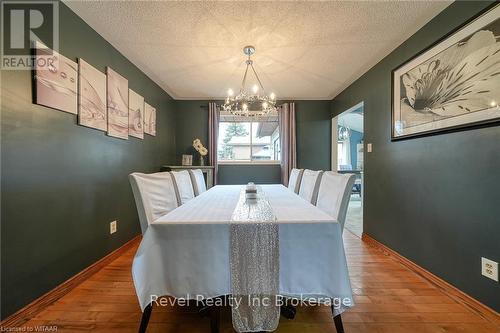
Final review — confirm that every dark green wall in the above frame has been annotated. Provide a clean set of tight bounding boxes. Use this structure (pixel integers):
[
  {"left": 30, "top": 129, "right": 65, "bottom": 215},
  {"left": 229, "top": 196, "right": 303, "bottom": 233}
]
[
  {"left": 8, "top": 0, "right": 494, "bottom": 320},
  {"left": 174, "top": 100, "right": 210, "bottom": 165},
  {"left": 331, "top": 1, "right": 499, "bottom": 311},
  {"left": 0, "top": 3, "right": 176, "bottom": 318},
  {"left": 174, "top": 100, "right": 332, "bottom": 184},
  {"left": 294, "top": 100, "right": 331, "bottom": 170},
  {"left": 218, "top": 164, "right": 282, "bottom": 185}
]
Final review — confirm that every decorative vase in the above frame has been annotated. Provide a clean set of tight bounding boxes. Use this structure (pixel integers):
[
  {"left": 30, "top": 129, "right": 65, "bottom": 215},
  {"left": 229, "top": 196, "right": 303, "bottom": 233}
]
[{"left": 199, "top": 155, "right": 205, "bottom": 166}]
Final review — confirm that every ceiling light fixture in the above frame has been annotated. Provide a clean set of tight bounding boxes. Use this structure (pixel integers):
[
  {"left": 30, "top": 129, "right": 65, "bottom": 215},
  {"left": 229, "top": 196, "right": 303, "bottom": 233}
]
[
  {"left": 222, "top": 46, "right": 276, "bottom": 117},
  {"left": 338, "top": 121, "right": 351, "bottom": 141}
]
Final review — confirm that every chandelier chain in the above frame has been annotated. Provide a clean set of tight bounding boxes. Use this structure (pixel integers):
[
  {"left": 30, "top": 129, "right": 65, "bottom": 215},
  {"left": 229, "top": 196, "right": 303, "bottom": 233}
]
[
  {"left": 250, "top": 63, "right": 266, "bottom": 92},
  {"left": 240, "top": 61, "right": 250, "bottom": 93}
]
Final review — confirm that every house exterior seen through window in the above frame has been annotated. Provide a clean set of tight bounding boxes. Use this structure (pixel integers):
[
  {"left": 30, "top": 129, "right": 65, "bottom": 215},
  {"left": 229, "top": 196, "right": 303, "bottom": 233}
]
[{"left": 218, "top": 112, "right": 280, "bottom": 163}]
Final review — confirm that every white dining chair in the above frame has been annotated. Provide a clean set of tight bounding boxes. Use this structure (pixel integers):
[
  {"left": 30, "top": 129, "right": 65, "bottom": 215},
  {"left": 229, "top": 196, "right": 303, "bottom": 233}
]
[
  {"left": 298, "top": 169, "right": 323, "bottom": 204},
  {"left": 129, "top": 172, "right": 179, "bottom": 234},
  {"left": 288, "top": 168, "right": 304, "bottom": 194},
  {"left": 316, "top": 171, "right": 356, "bottom": 233},
  {"left": 189, "top": 169, "right": 207, "bottom": 196},
  {"left": 170, "top": 170, "right": 195, "bottom": 205}
]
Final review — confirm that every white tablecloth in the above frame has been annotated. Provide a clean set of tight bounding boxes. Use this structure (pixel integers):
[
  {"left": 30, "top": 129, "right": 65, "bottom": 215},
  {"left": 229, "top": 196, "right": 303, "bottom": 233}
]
[{"left": 132, "top": 185, "right": 353, "bottom": 312}]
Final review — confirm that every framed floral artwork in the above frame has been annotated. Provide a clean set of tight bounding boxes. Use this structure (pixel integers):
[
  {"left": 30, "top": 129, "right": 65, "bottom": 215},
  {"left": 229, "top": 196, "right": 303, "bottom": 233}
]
[{"left": 392, "top": 4, "right": 500, "bottom": 140}]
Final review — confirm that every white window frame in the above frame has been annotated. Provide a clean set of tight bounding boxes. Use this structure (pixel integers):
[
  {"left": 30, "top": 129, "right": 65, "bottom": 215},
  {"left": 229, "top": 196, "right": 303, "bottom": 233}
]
[{"left": 218, "top": 120, "right": 281, "bottom": 165}]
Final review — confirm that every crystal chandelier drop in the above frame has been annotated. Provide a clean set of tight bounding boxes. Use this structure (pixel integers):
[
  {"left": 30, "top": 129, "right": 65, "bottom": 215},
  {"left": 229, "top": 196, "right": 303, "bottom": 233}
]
[
  {"left": 338, "top": 119, "right": 351, "bottom": 141},
  {"left": 222, "top": 46, "right": 277, "bottom": 117},
  {"left": 338, "top": 126, "right": 351, "bottom": 141}
]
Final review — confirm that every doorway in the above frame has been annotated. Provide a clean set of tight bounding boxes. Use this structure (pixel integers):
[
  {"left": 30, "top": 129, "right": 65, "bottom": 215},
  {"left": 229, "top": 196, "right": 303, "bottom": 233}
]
[{"left": 331, "top": 102, "right": 364, "bottom": 237}]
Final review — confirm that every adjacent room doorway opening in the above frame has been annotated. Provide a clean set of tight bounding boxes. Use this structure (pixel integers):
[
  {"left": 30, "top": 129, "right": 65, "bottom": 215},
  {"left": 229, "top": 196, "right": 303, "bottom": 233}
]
[{"left": 331, "top": 102, "right": 364, "bottom": 237}]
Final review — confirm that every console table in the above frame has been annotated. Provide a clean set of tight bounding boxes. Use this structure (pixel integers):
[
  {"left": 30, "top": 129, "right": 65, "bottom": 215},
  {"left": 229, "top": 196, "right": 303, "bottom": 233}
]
[{"left": 161, "top": 165, "right": 215, "bottom": 189}]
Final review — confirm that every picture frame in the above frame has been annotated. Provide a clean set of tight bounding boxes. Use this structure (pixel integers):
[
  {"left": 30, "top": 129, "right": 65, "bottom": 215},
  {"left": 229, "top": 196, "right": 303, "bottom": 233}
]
[
  {"left": 391, "top": 4, "right": 500, "bottom": 140},
  {"left": 182, "top": 154, "right": 193, "bottom": 166}
]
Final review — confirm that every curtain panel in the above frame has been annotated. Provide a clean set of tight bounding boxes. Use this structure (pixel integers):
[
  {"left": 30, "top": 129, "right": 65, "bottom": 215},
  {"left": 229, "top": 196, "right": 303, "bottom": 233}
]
[
  {"left": 279, "top": 102, "right": 297, "bottom": 186},
  {"left": 208, "top": 102, "right": 219, "bottom": 185}
]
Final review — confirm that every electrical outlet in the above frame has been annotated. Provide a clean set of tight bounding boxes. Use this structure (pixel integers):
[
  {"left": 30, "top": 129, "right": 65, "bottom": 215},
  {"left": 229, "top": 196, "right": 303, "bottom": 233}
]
[
  {"left": 481, "top": 257, "right": 498, "bottom": 282},
  {"left": 367, "top": 143, "right": 372, "bottom": 153},
  {"left": 110, "top": 220, "right": 117, "bottom": 234}
]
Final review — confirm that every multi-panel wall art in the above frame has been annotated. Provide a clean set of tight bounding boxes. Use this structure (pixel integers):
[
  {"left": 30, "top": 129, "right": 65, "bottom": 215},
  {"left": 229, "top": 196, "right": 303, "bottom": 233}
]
[
  {"left": 106, "top": 67, "right": 129, "bottom": 139},
  {"left": 33, "top": 43, "right": 158, "bottom": 139},
  {"left": 78, "top": 58, "right": 107, "bottom": 131},
  {"left": 144, "top": 103, "right": 157, "bottom": 136},
  {"left": 392, "top": 4, "right": 500, "bottom": 140},
  {"left": 129, "top": 89, "right": 145, "bottom": 139},
  {"left": 34, "top": 42, "right": 78, "bottom": 114}
]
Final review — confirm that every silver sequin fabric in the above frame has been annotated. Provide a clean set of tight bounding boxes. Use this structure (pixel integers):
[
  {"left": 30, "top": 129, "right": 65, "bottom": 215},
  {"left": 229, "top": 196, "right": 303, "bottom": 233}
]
[{"left": 230, "top": 187, "right": 280, "bottom": 332}]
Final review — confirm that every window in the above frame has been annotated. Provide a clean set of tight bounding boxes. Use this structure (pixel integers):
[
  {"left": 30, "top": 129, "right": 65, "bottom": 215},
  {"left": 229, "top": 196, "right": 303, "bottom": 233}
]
[{"left": 218, "top": 113, "right": 280, "bottom": 163}]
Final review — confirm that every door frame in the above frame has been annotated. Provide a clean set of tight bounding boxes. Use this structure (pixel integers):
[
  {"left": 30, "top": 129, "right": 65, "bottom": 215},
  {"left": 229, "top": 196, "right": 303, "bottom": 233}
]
[{"left": 331, "top": 101, "right": 364, "bottom": 171}]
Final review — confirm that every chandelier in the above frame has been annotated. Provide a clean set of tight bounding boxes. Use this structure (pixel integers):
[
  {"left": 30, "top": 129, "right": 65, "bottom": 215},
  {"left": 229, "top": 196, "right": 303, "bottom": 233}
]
[
  {"left": 222, "top": 46, "right": 277, "bottom": 117},
  {"left": 338, "top": 124, "right": 351, "bottom": 141}
]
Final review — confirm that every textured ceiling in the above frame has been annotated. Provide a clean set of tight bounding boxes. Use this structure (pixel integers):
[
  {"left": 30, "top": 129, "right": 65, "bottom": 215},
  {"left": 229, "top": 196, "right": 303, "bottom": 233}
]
[{"left": 64, "top": 0, "right": 451, "bottom": 100}]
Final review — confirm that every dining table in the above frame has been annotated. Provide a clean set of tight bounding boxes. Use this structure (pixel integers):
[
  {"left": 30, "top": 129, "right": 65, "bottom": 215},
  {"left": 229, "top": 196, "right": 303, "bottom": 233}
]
[{"left": 132, "top": 184, "right": 354, "bottom": 332}]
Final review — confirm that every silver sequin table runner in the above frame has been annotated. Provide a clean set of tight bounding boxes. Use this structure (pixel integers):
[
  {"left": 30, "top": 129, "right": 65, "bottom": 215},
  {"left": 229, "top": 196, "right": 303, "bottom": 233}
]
[{"left": 230, "top": 187, "right": 279, "bottom": 332}]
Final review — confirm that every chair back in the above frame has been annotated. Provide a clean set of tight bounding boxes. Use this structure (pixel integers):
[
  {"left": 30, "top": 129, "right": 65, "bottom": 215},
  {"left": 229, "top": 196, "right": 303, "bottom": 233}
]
[
  {"left": 298, "top": 169, "right": 323, "bottom": 204},
  {"left": 170, "top": 170, "right": 195, "bottom": 205},
  {"left": 129, "top": 172, "right": 178, "bottom": 234},
  {"left": 316, "top": 171, "right": 356, "bottom": 233},
  {"left": 288, "top": 168, "right": 304, "bottom": 193},
  {"left": 189, "top": 169, "right": 207, "bottom": 196}
]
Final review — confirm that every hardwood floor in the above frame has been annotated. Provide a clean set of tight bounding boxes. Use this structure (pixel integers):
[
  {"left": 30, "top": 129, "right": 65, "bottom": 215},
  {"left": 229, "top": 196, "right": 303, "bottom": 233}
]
[{"left": 14, "top": 231, "right": 499, "bottom": 333}]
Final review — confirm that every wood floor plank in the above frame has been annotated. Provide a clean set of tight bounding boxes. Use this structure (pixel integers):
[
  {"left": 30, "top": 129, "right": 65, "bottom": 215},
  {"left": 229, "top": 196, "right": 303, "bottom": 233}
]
[{"left": 5, "top": 232, "right": 499, "bottom": 332}]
